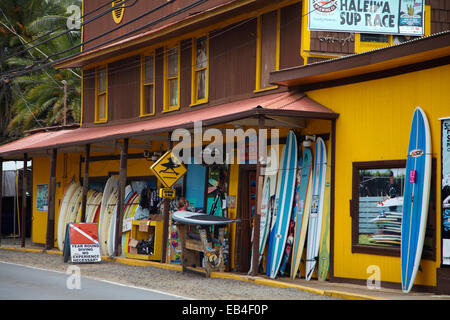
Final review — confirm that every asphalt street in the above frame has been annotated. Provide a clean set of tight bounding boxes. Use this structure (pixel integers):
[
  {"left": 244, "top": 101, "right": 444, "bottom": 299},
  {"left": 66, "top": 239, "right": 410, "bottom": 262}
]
[{"left": 0, "top": 261, "right": 187, "bottom": 300}]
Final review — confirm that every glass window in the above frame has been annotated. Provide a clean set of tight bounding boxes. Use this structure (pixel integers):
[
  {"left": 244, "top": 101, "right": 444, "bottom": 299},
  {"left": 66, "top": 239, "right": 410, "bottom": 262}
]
[
  {"left": 192, "top": 36, "right": 208, "bottom": 105},
  {"left": 141, "top": 53, "right": 154, "bottom": 116},
  {"left": 360, "top": 33, "right": 389, "bottom": 43},
  {"left": 96, "top": 66, "right": 107, "bottom": 122},
  {"left": 164, "top": 45, "right": 180, "bottom": 111},
  {"left": 351, "top": 160, "right": 436, "bottom": 259}
]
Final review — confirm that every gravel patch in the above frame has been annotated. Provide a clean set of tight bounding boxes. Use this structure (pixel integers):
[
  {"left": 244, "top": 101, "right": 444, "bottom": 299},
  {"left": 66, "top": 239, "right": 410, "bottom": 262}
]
[{"left": 0, "top": 249, "right": 339, "bottom": 300}]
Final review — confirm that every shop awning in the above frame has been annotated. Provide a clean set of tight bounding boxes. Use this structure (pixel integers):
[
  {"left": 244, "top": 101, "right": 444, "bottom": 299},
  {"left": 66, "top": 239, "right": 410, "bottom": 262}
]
[{"left": 0, "top": 91, "right": 338, "bottom": 159}]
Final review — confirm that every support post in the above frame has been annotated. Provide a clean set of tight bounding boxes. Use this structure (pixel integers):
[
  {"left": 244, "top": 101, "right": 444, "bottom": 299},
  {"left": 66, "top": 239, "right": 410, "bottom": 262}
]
[
  {"left": 114, "top": 138, "right": 128, "bottom": 256},
  {"left": 46, "top": 149, "right": 57, "bottom": 249},
  {"left": 250, "top": 116, "right": 265, "bottom": 276},
  {"left": 21, "top": 153, "right": 28, "bottom": 248},
  {"left": 0, "top": 157, "right": 3, "bottom": 246},
  {"left": 80, "top": 144, "right": 90, "bottom": 223},
  {"left": 161, "top": 133, "right": 172, "bottom": 263}
]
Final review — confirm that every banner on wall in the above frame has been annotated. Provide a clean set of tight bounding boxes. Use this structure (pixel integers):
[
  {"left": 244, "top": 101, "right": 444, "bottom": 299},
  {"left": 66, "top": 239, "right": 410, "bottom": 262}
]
[
  {"left": 308, "top": 0, "right": 425, "bottom": 36},
  {"left": 441, "top": 118, "right": 450, "bottom": 266}
]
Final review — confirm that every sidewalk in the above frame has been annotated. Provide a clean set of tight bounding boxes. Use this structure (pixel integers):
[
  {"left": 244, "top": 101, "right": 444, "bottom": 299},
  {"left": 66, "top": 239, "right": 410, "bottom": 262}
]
[{"left": 1, "top": 238, "right": 448, "bottom": 300}]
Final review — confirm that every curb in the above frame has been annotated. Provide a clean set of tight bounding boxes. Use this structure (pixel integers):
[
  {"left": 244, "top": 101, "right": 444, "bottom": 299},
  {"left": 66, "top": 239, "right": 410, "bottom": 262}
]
[{"left": 0, "top": 246, "right": 383, "bottom": 300}]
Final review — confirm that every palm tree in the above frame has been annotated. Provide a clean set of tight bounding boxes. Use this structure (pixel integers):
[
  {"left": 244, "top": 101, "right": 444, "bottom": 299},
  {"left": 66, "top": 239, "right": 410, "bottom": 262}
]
[{"left": 0, "top": 0, "right": 82, "bottom": 139}]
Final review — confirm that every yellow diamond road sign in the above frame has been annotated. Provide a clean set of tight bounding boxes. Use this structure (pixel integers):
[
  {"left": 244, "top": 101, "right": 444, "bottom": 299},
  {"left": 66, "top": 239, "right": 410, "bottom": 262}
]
[{"left": 150, "top": 150, "right": 187, "bottom": 188}]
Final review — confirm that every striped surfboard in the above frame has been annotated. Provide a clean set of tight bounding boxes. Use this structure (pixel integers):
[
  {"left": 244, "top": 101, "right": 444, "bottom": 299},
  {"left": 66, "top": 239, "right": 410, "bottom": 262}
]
[{"left": 266, "top": 130, "right": 298, "bottom": 279}]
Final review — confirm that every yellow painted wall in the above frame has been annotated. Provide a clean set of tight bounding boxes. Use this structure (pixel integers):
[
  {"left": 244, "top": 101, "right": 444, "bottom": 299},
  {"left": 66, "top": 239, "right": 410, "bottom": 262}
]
[
  {"left": 306, "top": 64, "right": 450, "bottom": 287},
  {"left": 32, "top": 153, "right": 82, "bottom": 245}
]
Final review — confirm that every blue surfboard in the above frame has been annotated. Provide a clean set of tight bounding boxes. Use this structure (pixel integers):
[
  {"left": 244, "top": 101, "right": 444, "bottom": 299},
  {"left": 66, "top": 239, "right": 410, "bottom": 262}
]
[
  {"left": 266, "top": 130, "right": 298, "bottom": 279},
  {"left": 305, "top": 137, "right": 327, "bottom": 281},
  {"left": 401, "top": 106, "right": 431, "bottom": 293}
]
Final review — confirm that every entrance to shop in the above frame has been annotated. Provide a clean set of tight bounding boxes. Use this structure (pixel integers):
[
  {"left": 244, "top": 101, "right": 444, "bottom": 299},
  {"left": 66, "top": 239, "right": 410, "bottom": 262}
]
[{"left": 235, "top": 165, "right": 256, "bottom": 273}]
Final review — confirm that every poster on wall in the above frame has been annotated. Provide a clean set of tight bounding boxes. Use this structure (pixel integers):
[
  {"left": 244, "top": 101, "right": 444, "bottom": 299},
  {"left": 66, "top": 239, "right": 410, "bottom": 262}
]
[
  {"left": 308, "top": 0, "right": 425, "bottom": 36},
  {"left": 441, "top": 118, "right": 450, "bottom": 265},
  {"left": 36, "top": 184, "right": 48, "bottom": 211}
]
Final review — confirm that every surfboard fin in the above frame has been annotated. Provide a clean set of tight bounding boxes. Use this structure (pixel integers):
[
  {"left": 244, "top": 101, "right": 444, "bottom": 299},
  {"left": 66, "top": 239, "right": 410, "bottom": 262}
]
[{"left": 418, "top": 265, "right": 423, "bottom": 272}]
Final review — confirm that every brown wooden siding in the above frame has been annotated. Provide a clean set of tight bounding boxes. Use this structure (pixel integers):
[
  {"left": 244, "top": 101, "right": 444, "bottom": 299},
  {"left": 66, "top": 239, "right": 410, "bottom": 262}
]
[
  {"left": 430, "top": 0, "right": 450, "bottom": 34},
  {"left": 209, "top": 19, "right": 257, "bottom": 104},
  {"left": 107, "top": 55, "right": 140, "bottom": 122},
  {"left": 82, "top": 68, "right": 95, "bottom": 124},
  {"left": 82, "top": 0, "right": 231, "bottom": 52},
  {"left": 155, "top": 47, "right": 164, "bottom": 115},
  {"left": 180, "top": 39, "right": 192, "bottom": 111},
  {"left": 279, "top": 2, "right": 303, "bottom": 69}
]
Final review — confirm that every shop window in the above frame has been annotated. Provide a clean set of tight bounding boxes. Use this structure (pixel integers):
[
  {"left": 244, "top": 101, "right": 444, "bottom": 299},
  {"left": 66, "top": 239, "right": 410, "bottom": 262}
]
[
  {"left": 351, "top": 159, "right": 436, "bottom": 259},
  {"left": 164, "top": 44, "right": 180, "bottom": 112},
  {"left": 95, "top": 66, "right": 108, "bottom": 123},
  {"left": 140, "top": 53, "right": 155, "bottom": 116},
  {"left": 191, "top": 35, "right": 209, "bottom": 106},
  {"left": 112, "top": 1, "right": 125, "bottom": 24},
  {"left": 255, "top": 10, "right": 280, "bottom": 92}
]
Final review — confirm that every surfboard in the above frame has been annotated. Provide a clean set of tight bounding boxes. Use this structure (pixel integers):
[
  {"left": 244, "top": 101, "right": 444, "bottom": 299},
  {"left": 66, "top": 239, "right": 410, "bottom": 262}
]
[
  {"left": 99, "top": 176, "right": 118, "bottom": 255},
  {"left": 279, "top": 154, "right": 302, "bottom": 276},
  {"left": 305, "top": 137, "right": 327, "bottom": 281},
  {"left": 106, "top": 189, "right": 119, "bottom": 256},
  {"left": 106, "top": 185, "right": 134, "bottom": 257},
  {"left": 290, "top": 146, "right": 313, "bottom": 279},
  {"left": 124, "top": 194, "right": 140, "bottom": 255},
  {"left": 318, "top": 137, "right": 332, "bottom": 281},
  {"left": 57, "top": 181, "right": 79, "bottom": 251},
  {"left": 172, "top": 210, "right": 236, "bottom": 225},
  {"left": 266, "top": 130, "right": 298, "bottom": 279},
  {"left": 101, "top": 188, "right": 118, "bottom": 256},
  {"left": 122, "top": 191, "right": 138, "bottom": 256},
  {"left": 401, "top": 106, "right": 432, "bottom": 293}
]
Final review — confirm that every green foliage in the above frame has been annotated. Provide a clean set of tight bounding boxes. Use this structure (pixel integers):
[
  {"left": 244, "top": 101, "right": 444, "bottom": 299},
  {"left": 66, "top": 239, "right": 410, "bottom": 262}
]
[{"left": 0, "top": 0, "right": 82, "bottom": 140}]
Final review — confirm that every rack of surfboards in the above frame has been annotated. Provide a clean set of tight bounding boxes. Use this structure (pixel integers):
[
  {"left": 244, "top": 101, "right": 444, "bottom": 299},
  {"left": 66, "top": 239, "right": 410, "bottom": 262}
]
[
  {"left": 253, "top": 130, "right": 330, "bottom": 280},
  {"left": 56, "top": 176, "right": 143, "bottom": 257}
]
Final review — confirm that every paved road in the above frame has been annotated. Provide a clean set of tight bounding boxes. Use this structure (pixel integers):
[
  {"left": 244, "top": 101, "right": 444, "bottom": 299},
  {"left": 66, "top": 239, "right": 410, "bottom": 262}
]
[{"left": 0, "top": 261, "right": 187, "bottom": 300}]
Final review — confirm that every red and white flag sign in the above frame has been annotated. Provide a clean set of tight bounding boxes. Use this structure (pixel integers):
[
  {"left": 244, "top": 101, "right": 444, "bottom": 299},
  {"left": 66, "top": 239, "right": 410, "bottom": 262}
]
[{"left": 69, "top": 223, "right": 101, "bottom": 263}]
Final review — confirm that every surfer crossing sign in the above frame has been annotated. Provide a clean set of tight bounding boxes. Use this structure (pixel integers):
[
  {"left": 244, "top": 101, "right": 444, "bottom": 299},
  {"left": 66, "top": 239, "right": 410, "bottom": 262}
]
[
  {"left": 67, "top": 223, "right": 101, "bottom": 263},
  {"left": 150, "top": 150, "right": 187, "bottom": 188}
]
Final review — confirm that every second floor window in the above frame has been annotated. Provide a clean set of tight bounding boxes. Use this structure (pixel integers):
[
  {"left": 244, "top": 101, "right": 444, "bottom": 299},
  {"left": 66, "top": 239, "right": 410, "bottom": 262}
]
[
  {"left": 95, "top": 66, "right": 107, "bottom": 123},
  {"left": 141, "top": 53, "right": 155, "bottom": 116},
  {"left": 164, "top": 44, "right": 180, "bottom": 112},
  {"left": 191, "top": 35, "right": 208, "bottom": 105}
]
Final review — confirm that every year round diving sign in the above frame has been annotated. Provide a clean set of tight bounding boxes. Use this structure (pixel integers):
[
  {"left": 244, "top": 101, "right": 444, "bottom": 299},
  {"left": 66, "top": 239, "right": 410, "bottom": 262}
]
[
  {"left": 308, "top": 0, "right": 425, "bottom": 36},
  {"left": 69, "top": 223, "right": 101, "bottom": 263}
]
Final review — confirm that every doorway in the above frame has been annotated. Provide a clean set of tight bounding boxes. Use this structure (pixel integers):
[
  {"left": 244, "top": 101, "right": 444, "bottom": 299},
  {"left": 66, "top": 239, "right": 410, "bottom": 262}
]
[{"left": 234, "top": 165, "right": 256, "bottom": 272}]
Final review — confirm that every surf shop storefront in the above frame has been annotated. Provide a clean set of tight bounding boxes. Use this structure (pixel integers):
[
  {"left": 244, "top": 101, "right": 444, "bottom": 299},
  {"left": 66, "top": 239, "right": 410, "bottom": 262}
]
[
  {"left": 0, "top": 91, "right": 337, "bottom": 278},
  {"left": 270, "top": 31, "right": 450, "bottom": 293}
]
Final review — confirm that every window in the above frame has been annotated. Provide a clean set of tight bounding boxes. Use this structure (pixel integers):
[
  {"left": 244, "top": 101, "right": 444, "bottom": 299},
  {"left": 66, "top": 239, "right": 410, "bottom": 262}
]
[
  {"left": 255, "top": 10, "right": 280, "bottom": 92},
  {"left": 95, "top": 66, "right": 107, "bottom": 123},
  {"left": 140, "top": 53, "right": 155, "bottom": 116},
  {"left": 191, "top": 36, "right": 209, "bottom": 105},
  {"left": 164, "top": 44, "right": 180, "bottom": 112},
  {"left": 351, "top": 159, "right": 436, "bottom": 259},
  {"left": 112, "top": 1, "right": 125, "bottom": 24}
]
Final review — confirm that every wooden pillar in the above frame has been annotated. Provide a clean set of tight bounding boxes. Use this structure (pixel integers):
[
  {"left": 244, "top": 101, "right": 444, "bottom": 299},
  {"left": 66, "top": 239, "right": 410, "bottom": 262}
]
[
  {"left": 80, "top": 144, "right": 90, "bottom": 223},
  {"left": 250, "top": 116, "right": 265, "bottom": 276},
  {"left": 114, "top": 138, "right": 128, "bottom": 256},
  {"left": 0, "top": 157, "right": 3, "bottom": 246},
  {"left": 45, "top": 149, "right": 57, "bottom": 249},
  {"left": 21, "top": 153, "right": 28, "bottom": 247},
  {"left": 161, "top": 133, "right": 172, "bottom": 263}
]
